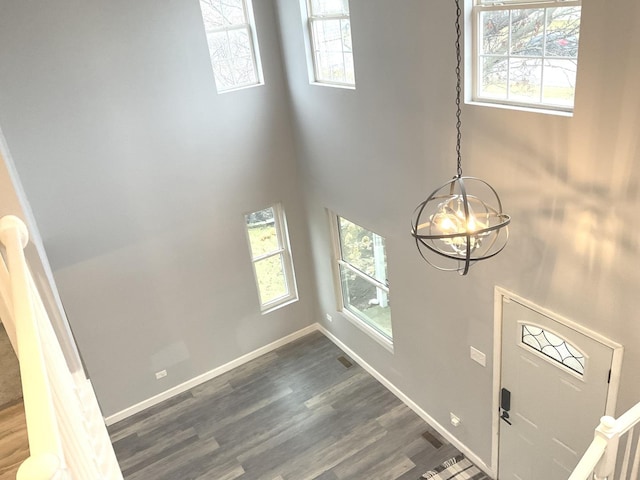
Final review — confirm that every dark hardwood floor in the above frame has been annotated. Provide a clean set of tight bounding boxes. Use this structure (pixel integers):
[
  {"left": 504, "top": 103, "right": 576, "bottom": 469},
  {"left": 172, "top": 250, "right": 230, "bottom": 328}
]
[
  {"left": 0, "top": 400, "right": 29, "bottom": 480},
  {"left": 108, "top": 331, "right": 461, "bottom": 480}
]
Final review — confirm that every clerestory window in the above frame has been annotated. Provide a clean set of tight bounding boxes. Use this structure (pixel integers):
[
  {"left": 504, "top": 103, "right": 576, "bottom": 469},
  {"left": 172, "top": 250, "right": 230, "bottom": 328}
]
[
  {"left": 305, "top": 0, "right": 355, "bottom": 87},
  {"left": 198, "top": 0, "right": 263, "bottom": 93},
  {"left": 473, "top": 0, "right": 581, "bottom": 112}
]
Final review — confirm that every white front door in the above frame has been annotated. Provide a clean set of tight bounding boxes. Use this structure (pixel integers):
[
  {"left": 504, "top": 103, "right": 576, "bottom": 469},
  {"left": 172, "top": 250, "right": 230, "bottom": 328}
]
[{"left": 498, "top": 298, "right": 615, "bottom": 480}]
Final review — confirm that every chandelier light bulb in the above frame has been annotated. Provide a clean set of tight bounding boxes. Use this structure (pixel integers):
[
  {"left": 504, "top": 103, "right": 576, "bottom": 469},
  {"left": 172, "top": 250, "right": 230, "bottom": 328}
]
[
  {"left": 412, "top": 177, "right": 510, "bottom": 275},
  {"left": 410, "top": 0, "right": 510, "bottom": 275}
]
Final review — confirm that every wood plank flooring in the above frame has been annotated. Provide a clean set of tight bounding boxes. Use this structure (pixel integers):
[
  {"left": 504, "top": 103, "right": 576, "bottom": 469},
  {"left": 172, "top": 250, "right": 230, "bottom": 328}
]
[
  {"left": 0, "top": 400, "right": 29, "bottom": 480},
  {"left": 109, "top": 332, "right": 462, "bottom": 480}
]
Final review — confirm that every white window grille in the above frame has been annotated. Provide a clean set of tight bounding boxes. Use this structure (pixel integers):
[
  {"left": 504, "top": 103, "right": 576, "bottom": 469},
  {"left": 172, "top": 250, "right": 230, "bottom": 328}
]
[
  {"left": 199, "top": 0, "right": 262, "bottom": 93},
  {"left": 306, "top": 0, "right": 355, "bottom": 87},
  {"left": 334, "top": 215, "right": 392, "bottom": 343},
  {"left": 473, "top": 0, "right": 581, "bottom": 112},
  {"left": 245, "top": 204, "right": 298, "bottom": 313}
]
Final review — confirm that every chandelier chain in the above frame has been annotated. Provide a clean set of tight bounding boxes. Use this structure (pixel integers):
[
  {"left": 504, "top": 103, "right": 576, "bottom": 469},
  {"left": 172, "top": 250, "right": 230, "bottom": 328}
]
[
  {"left": 410, "top": 0, "right": 510, "bottom": 275},
  {"left": 455, "top": 0, "right": 463, "bottom": 178}
]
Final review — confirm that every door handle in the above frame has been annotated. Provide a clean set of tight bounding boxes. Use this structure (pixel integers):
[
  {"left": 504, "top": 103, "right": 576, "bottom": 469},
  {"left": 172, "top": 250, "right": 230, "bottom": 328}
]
[
  {"left": 500, "top": 387, "right": 512, "bottom": 425},
  {"left": 500, "top": 410, "right": 512, "bottom": 425}
]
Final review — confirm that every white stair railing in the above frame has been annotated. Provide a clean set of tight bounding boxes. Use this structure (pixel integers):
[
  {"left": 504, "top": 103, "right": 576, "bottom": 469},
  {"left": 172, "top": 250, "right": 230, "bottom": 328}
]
[
  {"left": 0, "top": 215, "right": 123, "bottom": 480},
  {"left": 569, "top": 402, "right": 640, "bottom": 480}
]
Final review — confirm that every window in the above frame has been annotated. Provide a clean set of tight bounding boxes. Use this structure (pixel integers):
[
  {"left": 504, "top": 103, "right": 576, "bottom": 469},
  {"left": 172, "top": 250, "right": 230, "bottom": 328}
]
[
  {"left": 334, "top": 216, "right": 392, "bottom": 343},
  {"left": 245, "top": 204, "right": 297, "bottom": 312},
  {"left": 198, "top": 0, "right": 262, "bottom": 93},
  {"left": 473, "top": 0, "right": 581, "bottom": 111},
  {"left": 305, "top": 0, "right": 355, "bottom": 86},
  {"left": 521, "top": 324, "right": 585, "bottom": 375}
]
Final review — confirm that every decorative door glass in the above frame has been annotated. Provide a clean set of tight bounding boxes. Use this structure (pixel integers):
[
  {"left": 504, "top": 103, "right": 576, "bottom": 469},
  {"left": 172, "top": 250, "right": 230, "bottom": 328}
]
[{"left": 521, "top": 324, "right": 585, "bottom": 375}]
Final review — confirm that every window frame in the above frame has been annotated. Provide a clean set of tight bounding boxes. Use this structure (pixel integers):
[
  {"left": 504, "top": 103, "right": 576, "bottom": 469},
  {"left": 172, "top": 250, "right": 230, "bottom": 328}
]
[
  {"left": 244, "top": 203, "right": 298, "bottom": 314},
  {"left": 330, "top": 213, "right": 393, "bottom": 351},
  {"left": 304, "top": 0, "right": 356, "bottom": 88},
  {"left": 199, "top": 0, "right": 264, "bottom": 94},
  {"left": 472, "top": 0, "right": 582, "bottom": 114}
]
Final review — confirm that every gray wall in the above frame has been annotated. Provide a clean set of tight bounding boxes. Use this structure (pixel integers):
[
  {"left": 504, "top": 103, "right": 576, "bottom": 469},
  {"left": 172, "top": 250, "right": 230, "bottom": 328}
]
[
  {"left": 0, "top": 0, "right": 316, "bottom": 416},
  {"left": 1, "top": 0, "right": 639, "bottom": 469},
  {"left": 276, "top": 0, "right": 640, "bottom": 465}
]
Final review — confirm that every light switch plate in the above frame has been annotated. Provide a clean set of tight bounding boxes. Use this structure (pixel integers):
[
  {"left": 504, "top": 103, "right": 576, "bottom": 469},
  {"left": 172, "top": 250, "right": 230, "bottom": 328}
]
[{"left": 470, "top": 346, "right": 486, "bottom": 367}]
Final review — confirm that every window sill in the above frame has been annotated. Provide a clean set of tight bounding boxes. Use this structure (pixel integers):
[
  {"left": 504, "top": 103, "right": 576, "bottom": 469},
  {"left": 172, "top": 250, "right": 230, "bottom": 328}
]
[
  {"left": 309, "top": 81, "right": 355, "bottom": 91},
  {"left": 261, "top": 296, "right": 299, "bottom": 315},
  {"left": 339, "top": 309, "right": 394, "bottom": 353},
  {"left": 467, "top": 99, "right": 574, "bottom": 117},
  {"left": 218, "top": 81, "right": 264, "bottom": 95}
]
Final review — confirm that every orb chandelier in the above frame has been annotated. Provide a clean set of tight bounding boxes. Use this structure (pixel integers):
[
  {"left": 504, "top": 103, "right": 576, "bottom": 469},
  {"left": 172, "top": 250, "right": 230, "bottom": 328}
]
[{"left": 410, "top": 0, "right": 510, "bottom": 275}]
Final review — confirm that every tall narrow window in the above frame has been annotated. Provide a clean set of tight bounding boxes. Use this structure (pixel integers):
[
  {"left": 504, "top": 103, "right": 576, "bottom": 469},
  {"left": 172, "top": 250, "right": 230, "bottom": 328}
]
[
  {"left": 306, "top": 0, "right": 355, "bottom": 86},
  {"left": 245, "top": 204, "right": 298, "bottom": 313},
  {"left": 199, "top": 0, "right": 262, "bottom": 93},
  {"left": 334, "top": 216, "right": 392, "bottom": 343},
  {"left": 473, "top": 0, "right": 581, "bottom": 111}
]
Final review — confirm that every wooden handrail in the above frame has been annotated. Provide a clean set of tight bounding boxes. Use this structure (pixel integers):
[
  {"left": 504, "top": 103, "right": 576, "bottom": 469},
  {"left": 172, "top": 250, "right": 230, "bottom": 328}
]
[
  {"left": 568, "top": 436, "right": 608, "bottom": 480},
  {"left": 569, "top": 404, "right": 640, "bottom": 480},
  {"left": 615, "top": 402, "right": 640, "bottom": 437},
  {"left": 0, "top": 214, "right": 123, "bottom": 480},
  {"left": 0, "top": 215, "right": 67, "bottom": 479}
]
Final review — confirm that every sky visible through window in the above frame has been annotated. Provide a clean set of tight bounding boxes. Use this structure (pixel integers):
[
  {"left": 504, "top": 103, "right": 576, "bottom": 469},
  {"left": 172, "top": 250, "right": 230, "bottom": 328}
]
[
  {"left": 199, "top": 0, "right": 260, "bottom": 92},
  {"left": 308, "top": 0, "right": 355, "bottom": 86},
  {"left": 477, "top": 2, "right": 581, "bottom": 109}
]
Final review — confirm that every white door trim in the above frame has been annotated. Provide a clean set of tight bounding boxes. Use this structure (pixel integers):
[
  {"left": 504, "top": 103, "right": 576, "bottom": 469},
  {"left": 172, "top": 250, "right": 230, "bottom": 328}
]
[{"left": 491, "top": 286, "right": 624, "bottom": 475}]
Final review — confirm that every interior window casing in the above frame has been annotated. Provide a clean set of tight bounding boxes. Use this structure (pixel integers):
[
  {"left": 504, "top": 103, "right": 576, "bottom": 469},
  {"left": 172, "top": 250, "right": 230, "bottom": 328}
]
[
  {"left": 471, "top": 0, "right": 582, "bottom": 114},
  {"left": 244, "top": 204, "right": 298, "bottom": 313},
  {"left": 330, "top": 213, "right": 393, "bottom": 350}
]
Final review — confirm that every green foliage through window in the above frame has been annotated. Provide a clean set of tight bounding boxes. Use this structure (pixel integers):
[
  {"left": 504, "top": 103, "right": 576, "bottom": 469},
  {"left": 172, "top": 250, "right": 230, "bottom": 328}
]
[
  {"left": 336, "top": 217, "right": 392, "bottom": 341},
  {"left": 245, "top": 205, "right": 297, "bottom": 312}
]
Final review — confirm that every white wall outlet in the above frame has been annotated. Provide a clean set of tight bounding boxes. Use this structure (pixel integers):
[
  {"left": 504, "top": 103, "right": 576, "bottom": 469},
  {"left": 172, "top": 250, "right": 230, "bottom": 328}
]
[
  {"left": 155, "top": 369, "right": 167, "bottom": 379},
  {"left": 326, "top": 313, "right": 333, "bottom": 322},
  {"left": 470, "top": 346, "right": 486, "bottom": 367},
  {"left": 450, "top": 412, "right": 461, "bottom": 427}
]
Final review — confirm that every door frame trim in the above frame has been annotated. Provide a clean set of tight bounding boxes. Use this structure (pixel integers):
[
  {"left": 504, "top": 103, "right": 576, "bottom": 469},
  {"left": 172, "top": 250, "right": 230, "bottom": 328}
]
[{"left": 491, "top": 286, "right": 624, "bottom": 476}]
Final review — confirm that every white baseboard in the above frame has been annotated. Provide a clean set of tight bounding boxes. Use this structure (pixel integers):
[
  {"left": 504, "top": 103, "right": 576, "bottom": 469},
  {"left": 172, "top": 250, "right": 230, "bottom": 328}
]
[
  {"left": 105, "top": 321, "right": 493, "bottom": 478},
  {"left": 104, "top": 323, "right": 319, "bottom": 425},
  {"left": 317, "top": 324, "right": 495, "bottom": 478}
]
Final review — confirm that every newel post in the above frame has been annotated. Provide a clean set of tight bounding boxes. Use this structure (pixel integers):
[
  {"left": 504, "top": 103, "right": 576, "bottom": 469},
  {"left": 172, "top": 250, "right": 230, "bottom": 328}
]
[{"left": 594, "top": 416, "right": 620, "bottom": 480}]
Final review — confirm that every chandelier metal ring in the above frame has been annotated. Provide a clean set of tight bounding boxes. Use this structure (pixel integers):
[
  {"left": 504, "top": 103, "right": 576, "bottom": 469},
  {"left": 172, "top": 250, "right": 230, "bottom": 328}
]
[{"left": 410, "top": 0, "right": 511, "bottom": 275}]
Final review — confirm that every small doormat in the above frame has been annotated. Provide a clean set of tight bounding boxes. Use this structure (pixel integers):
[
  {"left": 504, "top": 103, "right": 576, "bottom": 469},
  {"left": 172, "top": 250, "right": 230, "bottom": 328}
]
[{"left": 421, "top": 454, "right": 490, "bottom": 479}]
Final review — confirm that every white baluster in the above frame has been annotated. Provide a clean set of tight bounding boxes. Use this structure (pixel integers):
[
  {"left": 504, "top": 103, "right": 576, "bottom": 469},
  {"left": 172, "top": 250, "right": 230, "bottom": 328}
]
[
  {"left": 630, "top": 431, "right": 640, "bottom": 480},
  {"left": 618, "top": 427, "right": 634, "bottom": 479}
]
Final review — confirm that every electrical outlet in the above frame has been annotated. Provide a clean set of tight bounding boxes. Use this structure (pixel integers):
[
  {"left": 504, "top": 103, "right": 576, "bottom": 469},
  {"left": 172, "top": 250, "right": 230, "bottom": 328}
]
[
  {"left": 155, "top": 369, "right": 167, "bottom": 379},
  {"left": 470, "top": 346, "right": 486, "bottom": 367},
  {"left": 326, "top": 313, "right": 333, "bottom": 322},
  {"left": 450, "top": 412, "right": 461, "bottom": 427}
]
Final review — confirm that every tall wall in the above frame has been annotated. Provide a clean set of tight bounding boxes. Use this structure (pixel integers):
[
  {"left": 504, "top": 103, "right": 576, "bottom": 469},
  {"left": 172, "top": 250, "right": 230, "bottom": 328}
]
[
  {"left": 0, "top": 0, "right": 316, "bottom": 416},
  {"left": 276, "top": 0, "right": 640, "bottom": 466},
  {"left": 1, "top": 0, "right": 639, "bottom": 468}
]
